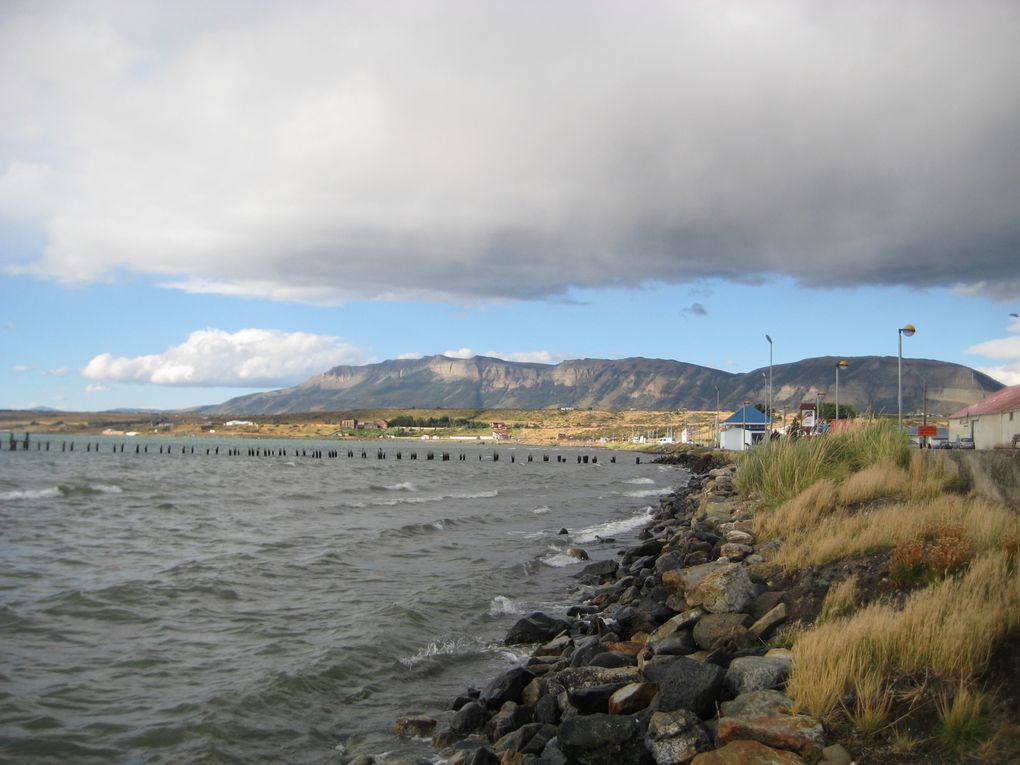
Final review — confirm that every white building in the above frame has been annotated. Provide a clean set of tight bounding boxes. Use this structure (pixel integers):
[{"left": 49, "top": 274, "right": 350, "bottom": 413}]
[
  {"left": 719, "top": 405, "right": 769, "bottom": 451},
  {"left": 947, "top": 384, "right": 1020, "bottom": 449}
]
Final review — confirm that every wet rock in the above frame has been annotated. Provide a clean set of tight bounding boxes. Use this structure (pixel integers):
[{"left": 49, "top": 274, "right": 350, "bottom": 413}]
[
  {"left": 460, "top": 746, "right": 502, "bottom": 765},
  {"left": 505, "top": 613, "right": 571, "bottom": 645},
  {"left": 393, "top": 714, "right": 437, "bottom": 738},
  {"left": 535, "top": 693, "right": 561, "bottom": 725},
  {"left": 558, "top": 714, "right": 654, "bottom": 765},
  {"left": 480, "top": 667, "right": 537, "bottom": 710},
  {"left": 650, "top": 630, "right": 698, "bottom": 656},
  {"left": 588, "top": 651, "right": 637, "bottom": 669},
  {"left": 645, "top": 709, "right": 713, "bottom": 765},
  {"left": 690, "top": 739, "right": 805, "bottom": 764},
  {"left": 488, "top": 702, "right": 534, "bottom": 742},
  {"left": 568, "top": 547, "right": 590, "bottom": 561},
  {"left": 576, "top": 559, "right": 619, "bottom": 584},
  {"left": 568, "top": 683, "right": 624, "bottom": 714},
  {"left": 545, "top": 666, "right": 643, "bottom": 697},
  {"left": 648, "top": 608, "right": 705, "bottom": 644},
  {"left": 641, "top": 656, "right": 725, "bottom": 719}
]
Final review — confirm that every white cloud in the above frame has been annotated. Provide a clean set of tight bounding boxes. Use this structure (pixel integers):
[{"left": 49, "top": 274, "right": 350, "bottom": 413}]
[
  {"left": 442, "top": 348, "right": 476, "bottom": 359},
  {"left": 967, "top": 320, "right": 1020, "bottom": 385},
  {"left": 85, "top": 383, "right": 110, "bottom": 393},
  {"left": 482, "top": 350, "right": 563, "bottom": 365},
  {"left": 3, "top": 3, "right": 1020, "bottom": 302},
  {"left": 45, "top": 367, "right": 69, "bottom": 377},
  {"left": 396, "top": 351, "right": 424, "bottom": 360},
  {"left": 81, "top": 328, "right": 364, "bottom": 387},
  {"left": 11, "top": 364, "right": 32, "bottom": 373}
]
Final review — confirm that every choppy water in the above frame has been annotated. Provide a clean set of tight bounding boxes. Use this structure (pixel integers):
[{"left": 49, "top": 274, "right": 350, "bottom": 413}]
[{"left": 0, "top": 435, "right": 686, "bottom": 764}]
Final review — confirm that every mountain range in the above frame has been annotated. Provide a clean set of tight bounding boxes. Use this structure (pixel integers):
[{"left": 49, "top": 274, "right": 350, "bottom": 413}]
[{"left": 200, "top": 354, "right": 1003, "bottom": 416}]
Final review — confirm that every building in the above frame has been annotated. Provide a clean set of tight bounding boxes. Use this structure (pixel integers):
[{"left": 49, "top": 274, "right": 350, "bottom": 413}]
[
  {"left": 491, "top": 423, "right": 510, "bottom": 441},
  {"left": 719, "top": 405, "right": 769, "bottom": 451},
  {"left": 947, "top": 384, "right": 1020, "bottom": 449},
  {"left": 341, "top": 418, "right": 358, "bottom": 429}
]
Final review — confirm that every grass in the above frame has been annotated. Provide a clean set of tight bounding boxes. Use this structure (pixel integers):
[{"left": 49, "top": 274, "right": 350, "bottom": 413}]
[
  {"left": 937, "top": 683, "right": 991, "bottom": 750},
  {"left": 786, "top": 548, "right": 1020, "bottom": 721},
  {"left": 735, "top": 420, "right": 911, "bottom": 506},
  {"left": 819, "top": 575, "right": 860, "bottom": 623}
]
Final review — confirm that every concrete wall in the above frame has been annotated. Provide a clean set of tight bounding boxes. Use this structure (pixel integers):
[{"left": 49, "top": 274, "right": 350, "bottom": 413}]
[{"left": 947, "top": 450, "right": 1020, "bottom": 507}]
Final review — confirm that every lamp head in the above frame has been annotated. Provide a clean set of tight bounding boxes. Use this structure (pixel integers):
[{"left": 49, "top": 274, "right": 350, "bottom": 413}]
[
  {"left": 900, "top": 324, "right": 916, "bottom": 337},
  {"left": 837, "top": 360, "right": 849, "bottom": 369},
  {"left": 765, "top": 334, "right": 772, "bottom": 344}
]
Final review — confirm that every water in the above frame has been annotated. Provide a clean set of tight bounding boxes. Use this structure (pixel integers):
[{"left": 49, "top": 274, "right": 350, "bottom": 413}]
[{"left": 0, "top": 435, "right": 687, "bottom": 764}]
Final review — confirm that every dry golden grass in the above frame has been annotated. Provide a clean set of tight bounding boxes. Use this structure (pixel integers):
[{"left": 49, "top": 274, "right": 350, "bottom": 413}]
[
  {"left": 837, "top": 462, "right": 912, "bottom": 506},
  {"left": 787, "top": 549, "right": 1020, "bottom": 720},
  {"left": 758, "top": 486, "right": 1020, "bottom": 569},
  {"left": 819, "top": 574, "right": 860, "bottom": 623},
  {"left": 846, "top": 666, "right": 893, "bottom": 736},
  {"left": 937, "top": 683, "right": 991, "bottom": 750}
]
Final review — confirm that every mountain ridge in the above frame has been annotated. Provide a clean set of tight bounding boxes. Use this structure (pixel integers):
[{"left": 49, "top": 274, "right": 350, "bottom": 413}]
[{"left": 198, "top": 354, "right": 1003, "bottom": 416}]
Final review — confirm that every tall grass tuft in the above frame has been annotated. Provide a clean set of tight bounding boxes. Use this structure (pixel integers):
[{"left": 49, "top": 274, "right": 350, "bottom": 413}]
[
  {"left": 736, "top": 422, "right": 911, "bottom": 506},
  {"left": 937, "top": 683, "right": 990, "bottom": 750}
]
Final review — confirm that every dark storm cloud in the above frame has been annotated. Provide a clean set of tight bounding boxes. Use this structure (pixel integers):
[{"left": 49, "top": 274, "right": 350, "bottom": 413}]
[{"left": 3, "top": 1, "right": 1019, "bottom": 302}]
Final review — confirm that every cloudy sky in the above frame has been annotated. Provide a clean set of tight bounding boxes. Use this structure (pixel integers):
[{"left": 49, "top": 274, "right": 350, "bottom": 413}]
[{"left": 2, "top": 0, "right": 1019, "bottom": 410}]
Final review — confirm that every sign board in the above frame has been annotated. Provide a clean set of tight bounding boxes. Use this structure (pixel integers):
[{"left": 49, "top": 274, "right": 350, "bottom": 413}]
[{"left": 917, "top": 425, "right": 937, "bottom": 437}]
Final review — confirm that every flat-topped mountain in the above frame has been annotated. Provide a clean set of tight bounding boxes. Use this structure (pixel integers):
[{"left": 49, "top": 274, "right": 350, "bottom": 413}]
[{"left": 200, "top": 354, "right": 1002, "bottom": 416}]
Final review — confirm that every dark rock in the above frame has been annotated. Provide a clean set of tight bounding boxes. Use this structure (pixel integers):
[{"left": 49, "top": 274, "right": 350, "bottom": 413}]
[
  {"left": 567, "top": 604, "right": 601, "bottom": 617},
  {"left": 749, "top": 591, "right": 786, "bottom": 621},
  {"left": 506, "top": 613, "right": 572, "bottom": 645},
  {"left": 654, "top": 550, "right": 687, "bottom": 574},
  {"left": 645, "top": 708, "right": 713, "bottom": 765},
  {"left": 480, "top": 667, "right": 536, "bottom": 710},
  {"left": 576, "top": 559, "right": 619, "bottom": 584},
  {"left": 393, "top": 714, "right": 437, "bottom": 738},
  {"left": 558, "top": 528, "right": 569, "bottom": 535},
  {"left": 571, "top": 641, "right": 610, "bottom": 668},
  {"left": 451, "top": 700, "right": 489, "bottom": 733},
  {"left": 642, "top": 656, "right": 725, "bottom": 719},
  {"left": 541, "top": 737, "right": 568, "bottom": 765},
  {"left": 452, "top": 694, "right": 476, "bottom": 711},
  {"left": 650, "top": 630, "right": 698, "bottom": 656},
  {"left": 461, "top": 746, "right": 501, "bottom": 765},
  {"left": 535, "top": 692, "right": 561, "bottom": 725},
  {"left": 608, "top": 682, "right": 659, "bottom": 715},
  {"left": 487, "top": 702, "right": 534, "bottom": 741},
  {"left": 588, "top": 651, "right": 637, "bottom": 669},
  {"left": 568, "top": 683, "right": 625, "bottom": 714},
  {"left": 493, "top": 722, "right": 555, "bottom": 756},
  {"left": 558, "top": 714, "right": 654, "bottom": 765},
  {"left": 622, "top": 539, "right": 666, "bottom": 566}
]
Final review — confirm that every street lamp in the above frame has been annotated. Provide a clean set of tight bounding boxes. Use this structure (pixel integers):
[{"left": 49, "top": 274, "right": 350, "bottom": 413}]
[
  {"left": 898, "top": 324, "right": 916, "bottom": 430},
  {"left": 765, "top": 334, "right": 773, "bottom": 429},
  {"left": 815, "top": 390, "right": 825, "bottom": 432},
  {"left": 835, "top": 360, "right": 848, "bottom": 426},
  {"left": 714, "top": 385, "right": 720, "bottom": 448}
]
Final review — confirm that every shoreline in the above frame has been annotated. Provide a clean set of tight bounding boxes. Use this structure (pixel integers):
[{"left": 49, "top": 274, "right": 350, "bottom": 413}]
[{"left": 378, "top": 450, "right": 848, "bottom": 765}]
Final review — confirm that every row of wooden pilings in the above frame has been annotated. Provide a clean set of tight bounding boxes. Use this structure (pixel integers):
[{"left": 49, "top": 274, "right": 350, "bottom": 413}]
[{"left": 1, "top": 435, "right": 638, "bottom": 463}]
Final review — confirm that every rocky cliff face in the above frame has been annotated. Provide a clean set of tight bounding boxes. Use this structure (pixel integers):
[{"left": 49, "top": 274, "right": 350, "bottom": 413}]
[{"left": 201, "top": 355, "right": 1003, "bottom": 415}]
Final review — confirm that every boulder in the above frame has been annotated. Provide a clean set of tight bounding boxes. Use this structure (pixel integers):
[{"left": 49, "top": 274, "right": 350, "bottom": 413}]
[
  {"left": 608, "top": 682, "right": 659, "bottom": 715},
  {"left": 684, "top": 563, "right": 756, "bottom": 614},
  {"left": 725, "top": 530, "right": 755, "bottom": 545},
  {"left": 692, "top": 613, "right": 752, "bottom": 650},
  {"left": 480, "top": 667, "right": 537, "bottom": 710},
  {"left": 690, "top": 740, "right": 805, "bottom": 764},
  {"left": 451, "top": 700, "right": 490, "bottom": 733},
  {"left": 493, "top": 722, "right": 558, "bottom": 757},
  {"left": 588, "top": 651, "right": 638, "bottom": 669},
  {"left": 545, "top": 666, "right": 643, "bottom": 697},
  {"left": 505, "top": 612, "right": 571, "bottom": 645},
  {"left": 461, "top": 748, "right": 501, "bottom": 765},
  {"left": 645, "top": 709, "right": 713, "bottom": 765},
  {"left": 568, "top": 547, "right": 590, "bottom": 561},
  {"left": 641, "top": 656, "right": 725, "bottom": 719},
  {"left": 558, "top": 714, "right": 654, "bottom": 765},
  {"left": 393, "top": 714, "right": 437, "bottom": 738},
  {"left": 719, "top": 690, "right": 792, "bottom": 720},
  {"left": 716, "top": 714, "right": 825, "bottom": 757},
  {"left": 535, "top": 692, "right": 561, "bottom": 725},
  {"left": 725, "top": 655, "right": 791, "bottom": 696},
  {"left": 749, "top": 603, "right": 787, "bottom": 639},
  {"left": 719, "top": 543, "right": 754, "bottom": 561},
  {"left": 648, "top": 608, "right": 705, "bottom": 644},
  {"left": 534, "top": 634, "right": 573, "bottom": 658},
  {"left": 488, "top": 701, "right": 534, "bottom": 742},
  {"left": 649, "top": 631, "right": 698, "bottom": 656},
  {"left": 577, "top": 559, "right": 620, "bottom": 584}
]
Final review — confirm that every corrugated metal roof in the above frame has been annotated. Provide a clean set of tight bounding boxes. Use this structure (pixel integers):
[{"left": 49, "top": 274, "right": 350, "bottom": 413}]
[{"left": 948, "top": 384, "right": 1020, "bottom": 419}]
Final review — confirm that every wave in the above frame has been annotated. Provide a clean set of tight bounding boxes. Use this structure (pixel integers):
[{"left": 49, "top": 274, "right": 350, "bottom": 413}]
[
  {"left": 488, "top": 595, "right": 523, "bottom": 616},
  {"left": 382, "top": 481, "right": 417, "bottom": 492},
  {"left": 343, "top": 489, "right": 499, "bottom": 509},
  {"left": 89, "top": 483, "right": 123, "bottom": 494},
  {"left": 540, "top": 548, "right": 586, "bottom": 568},
  {"left": 623, "top": 477, "right": 655, "bottom": 485},
  {"left": 398, "top": 636, "right": 490, "bottom": 668},
  {"left": 0, "top": 486, "right": 61, "bottom": 501},
  {"left": 623, "top": 487, "right": 674, "bottom": 498},
  {"left": 571, "top": 506, "right": 654, "bottom": 544},
  {"left": 531, "top": 505, "right": 551, "bottom": 514}
]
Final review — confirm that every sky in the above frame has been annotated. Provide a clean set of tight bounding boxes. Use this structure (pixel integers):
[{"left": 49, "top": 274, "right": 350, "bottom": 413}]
[{"left": 2, "top": 0, "right": 1019, "bottom": 411}]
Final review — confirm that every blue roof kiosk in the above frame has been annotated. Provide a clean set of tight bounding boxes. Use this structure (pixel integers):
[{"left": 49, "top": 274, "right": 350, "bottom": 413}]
[{"left": 719, "top": 405, "right": 770, "bottom": 451}]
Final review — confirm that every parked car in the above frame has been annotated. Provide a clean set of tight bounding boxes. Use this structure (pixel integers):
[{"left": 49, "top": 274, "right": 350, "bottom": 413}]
[{"left": 955, "top": 437, "right": 975, "bottom": 450}]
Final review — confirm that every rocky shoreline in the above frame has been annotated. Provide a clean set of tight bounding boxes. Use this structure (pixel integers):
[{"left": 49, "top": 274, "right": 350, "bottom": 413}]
[{"left": 374, "top": 460, "right": 856, "bottom": 765}]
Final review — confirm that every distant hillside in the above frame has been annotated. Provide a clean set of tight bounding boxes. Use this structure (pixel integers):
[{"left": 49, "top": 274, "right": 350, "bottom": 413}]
[{"left": 200, "top": 355, "right": 1003, "bottom": 416}]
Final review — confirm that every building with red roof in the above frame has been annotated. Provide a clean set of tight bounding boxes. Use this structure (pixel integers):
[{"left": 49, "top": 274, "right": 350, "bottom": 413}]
[{"left": 947, "top": 384, "right": 1020, "bottom": 449}]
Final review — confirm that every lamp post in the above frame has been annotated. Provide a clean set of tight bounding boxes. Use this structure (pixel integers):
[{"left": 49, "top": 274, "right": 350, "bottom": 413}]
[
  {"left": 714, "top": 385, "right": 720, "bottom": 448},
  {"left": 835, "top": 360, "right": 848, "bottom": 426},
  {"left": 765, "top": 334, "right": 773, "bottom": 430},
  {"left": 815, "top": 391, "right": 825, "bottom": 433},
  {"left": 898, "top": 324, "right": 916, "bottom": 430}
]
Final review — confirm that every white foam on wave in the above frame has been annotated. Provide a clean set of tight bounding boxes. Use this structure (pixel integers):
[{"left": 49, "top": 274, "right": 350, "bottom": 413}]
[
  {"left": 540, "top": 548, "right": 585, "bottom": 568},
  {"left": 399, "top": 636, "right": 488, "bottom": 668},
  {"left": 531, "top": 505, "right": 551, "bottom": 514},
  {"left": 624, "top": 487, "right": 673, "bottom": 498},
  {"left": 90, "top": 484, "right": 123, "bottom": 494},
  {"left": 489, "top": 595, "right": 523, "bottom": 616},
  {"left": 384, "top": 481, "right": 417, "bottom": 492},
  {"left": 571, "top": 506, "right": 654, "bottom": 544},
  {"left": 624, "top": 477, "right": 655, "bottom": 485},
  {"left": 348, "top": 488, "right": 500, "bottom": 508},
  {"left": 0, "top": 487, "right": 62, "bottom": 501}
]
